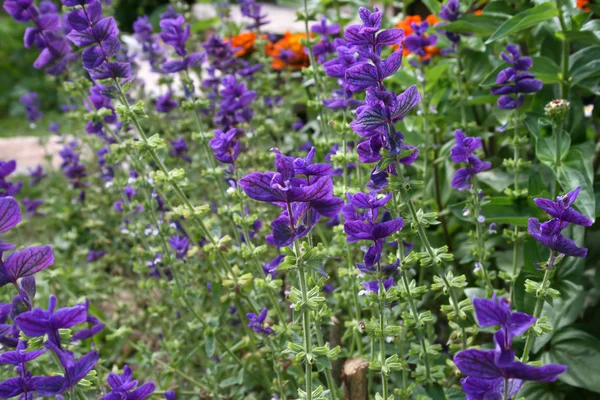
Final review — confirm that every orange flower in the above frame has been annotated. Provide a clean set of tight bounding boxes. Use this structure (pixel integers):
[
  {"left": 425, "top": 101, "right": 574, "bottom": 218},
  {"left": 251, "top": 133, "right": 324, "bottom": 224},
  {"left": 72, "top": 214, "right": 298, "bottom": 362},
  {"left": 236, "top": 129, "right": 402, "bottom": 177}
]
[
  {"left": 474, "top": 9, "right": 483, "bottom": 15},
  {"left": 577, "top": 0, "right": 590, "bottom": 11},
  {"left": 266, "top": 31, "right": 310, "bottom": 70},
  {"left": 227, "top": 32, "right": 258, "bottom": 57},
  {"left": 395, "top": 14, "right": 440, "bottom": 59}
]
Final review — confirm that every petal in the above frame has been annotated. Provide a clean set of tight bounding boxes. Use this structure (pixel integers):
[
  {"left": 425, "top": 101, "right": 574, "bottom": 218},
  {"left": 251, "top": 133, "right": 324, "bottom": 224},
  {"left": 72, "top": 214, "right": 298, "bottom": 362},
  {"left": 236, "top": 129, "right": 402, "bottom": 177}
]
[
  {"left": 454, "top": 348, "right": 503, "bottom": 379},
  {"left": 129, "top": 382, "right": 156, "bottom": 400},
  {"left": 460, "top": 376, "right": 503, "bottom": 400},
  {"left": 14, "top": 311, "right": 51, "bottom": 337},
  {"left": 381, "top": 50, "right": 403, "bottom": 79},
  {"left": 0, "top": 197, "right": 21, "bottom": 233},
  {"left": 371, "top": 218, "right": 404, "bottom": 240},
  {"left": 67, "top": 28, "right": 95, "bottom": 47},
  {"left": 451, "top": 167, "right": 473, "bottom": 191},
  {"left": 31, "top": 375, "right": 66, "bottom": 396},
  {"left": 92, "top": 17, "right": 118, "bottom": 43},
  {"left": 472, "top": 297, "right": 510, "bottom": 327},
  {"left": 70, "top": 350, "right": 99, "bottom": 382},
  {"left": 3, "top": 246, "right": 54, "bottom": 281},
  {"left": 51, "top": 305, "right": 87, "bottom": 330},
  {"left": 0, "top": 377, "right": 24, "bottom": 398},
  {"left": 346, "top": 63, "right": 379, "bottom": 93},
  {"left": 504, "top": 362, "right": 566, "bottom": 382},
  {"left": 391, "top": 84, "right": 420, "bottom": 120},
  {"left": 310, "top": 197, "right": 344, "bottom": 219},
  {"left": 376, "top": 28, "right": 404, "bottom": 46}
]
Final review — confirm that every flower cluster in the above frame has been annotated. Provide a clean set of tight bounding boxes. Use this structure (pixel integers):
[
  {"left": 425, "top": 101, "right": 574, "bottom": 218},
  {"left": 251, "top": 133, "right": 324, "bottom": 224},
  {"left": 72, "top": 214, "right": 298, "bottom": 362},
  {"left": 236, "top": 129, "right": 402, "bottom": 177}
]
[
  {"left": 246, "top": 307, "right": 273, "bottom": 335},
  {"left": 160, "top": 9, "right": 206, "bottom": 74},
  {"left": 240, "top": 0, "right": 269, "bottom": 32},
  {"left": 59, "top": 141, "right": 88, "bottom": 195},
  {"left": 322, "top": 38, "right": 365, "bottom": 110},
  {"left": 528, "top": 187, "right": 593, "bottom": 257},
  {"left": 64, "top": 0, "right": 130, "bottom": 80},
  {"left": 228, "top": 31, "right": 259, "bottom": 57},
  {"left": 450, "top": 130, "right": 491, "bottom": 191},
  {"left": 311, "top": 17, "right": 340, "bottom": 63},
  {"left": 491, "top": 44, "right": 543, "bottom": 109},
  {"left": 396, "top": 15, "right": 439, "bottom": 59},
  {"left": 20, "top": 92, "right": 43, "bottom": 123},
  {"left": 403, "top": 17, "right": 439, "bottom": 64},
  {"left": 455, "top": 296, "right": 566, "bottom": 398},
  {"left": 4, "top": 0, "right": 72, "bottom": 75},
  {"left": 343, "top": 191, "right": 403, "bottom": 290},
  {"left": 133, "top": 15, "right": 165, "bottom": 72},
  {"left": 0, "top": 160, "right": 23, "bottom": 198},
  {"left": 239, "top": 147, "right": 343, "bottom": 247},
  {"left": 99, "top": 365, "right": 156, "bottom": 400}
]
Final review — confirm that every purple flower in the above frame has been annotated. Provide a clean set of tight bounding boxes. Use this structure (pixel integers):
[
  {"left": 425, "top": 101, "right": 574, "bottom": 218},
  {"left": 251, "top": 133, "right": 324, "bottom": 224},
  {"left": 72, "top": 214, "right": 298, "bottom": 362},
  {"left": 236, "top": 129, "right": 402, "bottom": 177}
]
[
  {"left": 210, "top": 128, "right": 241, "bottom": 164},
  {"left": 14, "top": 295, "right": 85, "bottom": 346},
  {"left": 403, "top": 20, "right": 437, "bottom": 63},
  {"left": 86, "top": 249, "right": 107, "bottom": 263},
  {"left": 160, "top": 15, "right": 190, "bottom": 57},
  {"left": 133, "top": 16, "right": 165, "bottom": 72},
  {"left": 360, "top": 276, "right": 394, "bottom": 294},
  {"left": 450, "top": 130, "right": 491, "bottom": 191},
  {"left": 246, "top": 308, "right": 273, "bottom": 335},
  {"left": 21, "top": 199, "right": 44, "bottom": 216},
  {"left": 164, "top": 391, "right": 176, "bottom": 400},
  {"left": 0, "top": 160, "right": 23, "bottom": 197},
  {"left": 0, "top": 197, "right": 21, "bottom": 253},
  {"left": 59, "top": 142, "right": 87, "bottom": 191},
  {"left": 99, "top": 365, "right": 156, "bottom": 400},
  {"left": 440, "top": 0, "right": 460, "bottom": 21},
  {"left": 528, "top": 187, "right": 592, "bottom": 258},
  {"left": 263, "top": 255, "right": 284, "bottom": 278},
  {"left": 19, "top": 92, "right": 43, "bottom": 123},
  {"left": 168, "top": 235, "right": 189, "bottom": 259},
  {"left": 28, "top": 165, "right": 46, "bottom": 186},
  {"left": 239, "top": 148, "right": 343, "bottom": 247},
  {"left": 491, "top": 45, "right": 543, "bottom": 109},
  {"left": 240, "top": 0, "right": 269, "bottom": 31},
  {"left": 0, "top": 245, "right": 54, "bottom": 287},
  {"left": 455, "top": 296, "right": 566, "bottom": 398},
  {"left": 311, "top": 17, "right": 340, "bottom": 63},
  {"left": 156, "top": 91, "right": 178, "bottom": 113},
  {"left": 169, "top": 138, "right": 191, "bottom": 163},
  {"left": 214, "top": 75, "right": 257, "bottom": 132}
]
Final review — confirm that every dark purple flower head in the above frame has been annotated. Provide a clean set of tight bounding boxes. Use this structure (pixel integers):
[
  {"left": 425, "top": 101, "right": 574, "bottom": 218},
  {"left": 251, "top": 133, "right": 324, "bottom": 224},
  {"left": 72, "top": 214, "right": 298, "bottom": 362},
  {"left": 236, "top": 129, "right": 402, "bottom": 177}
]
[
  {"left": 450, "top": 130, "right": 491, "bottom": 191},
  {"left": 28, "top": 165, "right": 46, "bottom": 187},
  {"left": 169, "top": 235, "right": 189, "bottom": 259},
  {"left": 246, "top": 308, "right": 272, "bottom": 335},
  {"left": 169, "top": 138, "right": 191, "bottom": 163},
  {"left": 214, "top": 75, "right": 257, "bottom": 131},
  {"left": 491, "top": 44, "right": 542, "bottom": 109},
  {"left": 0, "top": 246, "right": 54, "bottom": 288},
  {"left": 164, "top": 391, "right": 176, "bottom": 400},
  {"left": 156, "top": 91, "right": 178, "bottom": 113},
  {"left": 263, "top": 255, "right": 284, "bottom": 278},
  {"left": 240, "top": 0, "right": 269, "bottom": 31},
  {"left": 19, "top": 92, "right": 43, "bottom": 123},
  {"left": 361, "top": 276, "right": 394, "bottom": 294},
  {"left": 21, "top": 199, "right": 44, "bottom": 217},
  {"left": 528, "top": 187, "right": 592, "bottom": 258},
  {"left": 99, "top": 365, "right": 156, "bottom": 400},
  {"left": 404, "top": 21, "right": 437, "bottom": 62},
  {"left": 210, "top": 128, "right": 241, "bottom": 164},
  {"left": 455, "top": 296, "right": 566, "bottom": 397},
  {"left": 440, "top": 0, "right": 460, "bottom": 21},
  {"left": 160, "top": 15, "right": 190, "bottom": 57},
  {"left": 133, "top": 16, "right": 165, "bottom": 72},
  {"left": 86, "top": 249, "right": 107, "bottom": 263},
  {"left": 0, "top": 160, "right": 23, "bottom": 198}
]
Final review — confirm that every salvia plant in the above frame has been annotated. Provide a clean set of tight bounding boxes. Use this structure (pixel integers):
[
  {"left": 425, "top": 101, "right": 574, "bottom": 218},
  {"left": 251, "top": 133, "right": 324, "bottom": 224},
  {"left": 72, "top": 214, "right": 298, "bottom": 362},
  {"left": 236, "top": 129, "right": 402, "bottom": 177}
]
[{"left": 0, "top": 0, "right": 599, "bottom": 399}]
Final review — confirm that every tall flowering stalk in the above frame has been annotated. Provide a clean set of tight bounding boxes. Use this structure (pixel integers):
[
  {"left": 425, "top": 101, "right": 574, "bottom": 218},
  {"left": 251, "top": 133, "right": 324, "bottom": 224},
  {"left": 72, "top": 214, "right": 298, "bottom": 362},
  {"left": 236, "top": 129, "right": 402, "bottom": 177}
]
[
  {"left": 450, "top": 130, "right": 493, "bottom": 292},
  {"left": 522, "top": 187, "right": 592, "bottom": 362},
  {"left": 491, "top": 44, "right": 542, "bottom": 294}
]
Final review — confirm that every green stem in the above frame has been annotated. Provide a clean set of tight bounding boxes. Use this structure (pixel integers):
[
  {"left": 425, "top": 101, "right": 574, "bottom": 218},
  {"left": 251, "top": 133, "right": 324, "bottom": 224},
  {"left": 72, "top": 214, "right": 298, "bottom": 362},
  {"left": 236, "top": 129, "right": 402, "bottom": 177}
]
[
  {"left": 295, "top": 241, "right": 313, "bottom": 400},
  {"left": 315, "top": 325, "right": 338, "bottom": 400},
  {"left": 553, "top": 122, "right": 564, "bottom": 198},
  {"left": 471, "top": 176, "right": 493, "bottom": 293},
  {"left": 377, "top": 265, "right": 388, "bottom": 399},
  {"left": 557, "top": 2, "right": 570, "bottom": 98},
  {"left": 521, "top": 252, "right": 555, "bottom": 363},
  {"left": 455, "top": 44, "right": 467, "bottom": 127}
]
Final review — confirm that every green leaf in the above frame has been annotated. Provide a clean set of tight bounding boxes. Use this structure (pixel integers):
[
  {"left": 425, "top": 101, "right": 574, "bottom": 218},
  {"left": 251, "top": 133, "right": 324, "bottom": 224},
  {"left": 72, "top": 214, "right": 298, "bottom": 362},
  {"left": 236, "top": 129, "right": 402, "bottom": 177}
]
[
  {"left": 569, "top": 45, "right": 600, "bottom": 86},
  {"left": 191, "top": 17, "right": 220, "bottom": 33},
  {"left": 438, "top": 14, "right": 508, "bottom": 35},
  {"left": 485, "top": 2, "right": 558, "bottom": 44},
  {"left": 519, "top": 381, "right": 567, "bottom": 400},
  {"left": 205, "top": 333, "right": 216, "bottom": 357},
  {"left": 480, "top": 56, "right": 560, "bottom": 87},
  {"left": 557, "top": 149, "right": 596, "bottom": 221},
  {"left": 533, "top": 130, "right": 571, "bottom": 168},
  {"left": 449, "top": 197, "right": 532, "bottom": 226},
  {"left": 421, "top": 0, "right": 441, "bottom": 16},
  {"left": 542, "top": 328, "right": 600, "bottom": 393}
]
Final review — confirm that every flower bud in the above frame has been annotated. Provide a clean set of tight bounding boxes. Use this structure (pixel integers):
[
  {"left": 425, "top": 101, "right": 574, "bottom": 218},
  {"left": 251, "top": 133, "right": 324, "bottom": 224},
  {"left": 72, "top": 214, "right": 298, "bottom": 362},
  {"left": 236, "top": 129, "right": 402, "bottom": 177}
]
[{"left": 544, "top": 99, "right": 570, "bottom": 124}]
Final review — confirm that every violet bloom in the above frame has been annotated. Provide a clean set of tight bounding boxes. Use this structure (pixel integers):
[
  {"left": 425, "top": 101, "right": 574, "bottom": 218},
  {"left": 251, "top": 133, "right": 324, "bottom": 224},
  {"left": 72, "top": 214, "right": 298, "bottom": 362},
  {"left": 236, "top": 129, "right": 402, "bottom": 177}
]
[
  {"left": 86, "top": 249, "right": 107, "bottom": 263},
  {"left": 28, "top": 165, "right": 46, "bottom": 186},
  {"left": 528, "top": 187, "right": 592, "bottom": 258},
  {"left": 0, "top": 160, "right": 23, "bottom": 197},
  {"left": 72, "top": 298, "right": 105, "bottom": 342},
  {"left": 0, "top": 340, "right": 55, "bottom": 400},
  {"left": 263, "top": 255, "right": 284, "bottom": 278},
  {"left": 133, "top": 16, "right": 165, "bottom": 72},
  {"left": 214, "top": 75, "right": 257, "bottom": 132},
  {"left": 0, "top": 196, "right": 22, "bottom": 255},
  {"left": 344, "top": 191, "right": 403, "bottom": 273},
  {"left": 454, "top": 296, "right": 566, "bottom": 399},
  {"left": 240, "top": 0, "right": 269, "bottom": 31},
  {"left": 404, "top": 20, "right": 437, "bottom": 64},
  {"left": 246, "top": 308, "right": 273, "bottom": 335},
  {"left": 169, "top": 235, "right": 189, "bottom": 259},
  {"left": 323, "top": 39, "right": 366, "bottom": 110},
  {"left": 311, "top": 17, "right": 340, "bottom": 64},
  {"left": 360, "top": 276, "right": 394, "bottom": 295},
  {"left": 160, "top": 12, "right": 206, "bottom": 73},
  {"left": 99, "top": 365, "right": 156, "bottom": 400},
  {"left": 0, "top": 245, "right": 54, "bottom": 288},
  {"left": 239, "top": 148, "right": 343, "bottom": 247},
  {"left": 20, "top": 92, "right": 43, "bottom": 123},
  {"left": 65, "top": 0, "right": 131, "bottom": 80},
  {"left": 439, "top": 0, "right": 462, "bottom": 45},
  {"left": 21, "top": 199, "right": 44, "bottom": 216},
  {"left": 450, "top": 130, "right": 491, "bottom": 191},
  {"left": 491, "top": 45, "right": 543, "bottom": 109},
  {"left": 85, "top": 84, "right": 119, "bottom": 141},
  {"left": 59, "top": 142, "right": 87, "bottom": 191},
  {"left": 210, "top": 128, "right": 241, "bottom": 164},
  {"left": 156, "top": 91, "right": 178, "bottom": 113},
  {"left": 4, "top": 0, "right": 72, "bottom": 75},
  {"left": 169, "top": 138, "right": 191, "bottom": 163}
]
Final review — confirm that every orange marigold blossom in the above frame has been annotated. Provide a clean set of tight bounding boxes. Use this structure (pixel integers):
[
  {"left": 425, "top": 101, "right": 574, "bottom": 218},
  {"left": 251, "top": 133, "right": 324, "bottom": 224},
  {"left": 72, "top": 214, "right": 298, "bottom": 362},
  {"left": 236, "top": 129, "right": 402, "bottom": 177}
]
[
  {"left": 227, "top": 32, "right": 260, "bottom": 57},
  {"left": 394, "top": 14, "right": 439, "bottom": 59},
  {"left": 577, "top": 0, "right": 590, "bottom": 11},
  {"left": 265, "top": 31, "right": 311, "bottom": 70},
  {"left": 474, "top": 9, "right": 483, "bottom": 15}
]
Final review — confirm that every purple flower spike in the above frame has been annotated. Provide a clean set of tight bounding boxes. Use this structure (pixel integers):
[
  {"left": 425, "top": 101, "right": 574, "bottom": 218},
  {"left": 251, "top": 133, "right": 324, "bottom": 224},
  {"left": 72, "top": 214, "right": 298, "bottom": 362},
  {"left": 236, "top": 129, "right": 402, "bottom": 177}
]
[
  {"left": 0, "top": 197, "right": 21, "bottom": 234},
  {"left": 246, "top": 308, "right": 273, "bottom": 335},
  {"left": 156, "top": 92, "right": 178, "bottom": 113},
  {"left": 528, "top": 187, "right": 592, "bottom": 258},
  {"left": 450, "top": 130, "right": 491, "bottom": 191},
  {"left": 473, "top": 295, "right": 535, "bottom": 345},
  {"left": 19, "top": 92, "right": 43, "bottom": 123},
  {"left": 99, "top": 365, "right": 156, "bottom": 400},
  {"left": 491, "top": 44, "right": 542, "bottom": 110}
]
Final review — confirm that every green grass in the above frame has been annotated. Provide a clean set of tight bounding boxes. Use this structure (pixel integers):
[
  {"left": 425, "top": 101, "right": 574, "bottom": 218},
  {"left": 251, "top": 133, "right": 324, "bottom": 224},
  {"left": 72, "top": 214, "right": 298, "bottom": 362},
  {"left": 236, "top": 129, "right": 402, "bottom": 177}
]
[{"left": 0, "top": 111, "right": 66, "bottom": 138}]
